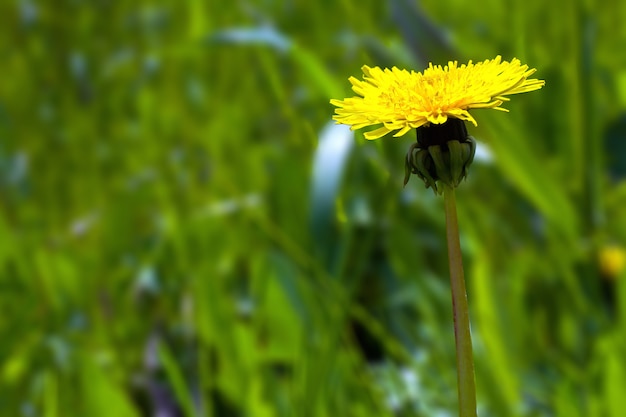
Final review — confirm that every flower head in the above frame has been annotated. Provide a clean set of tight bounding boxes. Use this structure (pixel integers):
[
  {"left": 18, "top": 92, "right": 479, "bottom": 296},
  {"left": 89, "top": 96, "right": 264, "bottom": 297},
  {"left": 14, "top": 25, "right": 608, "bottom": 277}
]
[
  {"left": 330, "top": 56, "right": 544, "bottom": 140},
  {"left": 599, "top": 245, "right": 626, "bottom": 280}
]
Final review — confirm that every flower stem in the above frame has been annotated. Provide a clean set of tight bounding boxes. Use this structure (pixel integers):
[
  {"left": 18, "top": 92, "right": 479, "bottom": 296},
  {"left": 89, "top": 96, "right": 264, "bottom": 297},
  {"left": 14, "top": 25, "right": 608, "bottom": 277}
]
[{"left": 443, "top": 185, "right": 477, "bottom": 417}]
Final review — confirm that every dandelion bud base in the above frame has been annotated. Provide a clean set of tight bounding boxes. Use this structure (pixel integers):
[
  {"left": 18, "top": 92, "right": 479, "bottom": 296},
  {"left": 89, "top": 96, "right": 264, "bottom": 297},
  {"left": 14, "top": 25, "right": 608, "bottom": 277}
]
[{"left": 404, "top": 119, "right": 476, "bottom": 193}]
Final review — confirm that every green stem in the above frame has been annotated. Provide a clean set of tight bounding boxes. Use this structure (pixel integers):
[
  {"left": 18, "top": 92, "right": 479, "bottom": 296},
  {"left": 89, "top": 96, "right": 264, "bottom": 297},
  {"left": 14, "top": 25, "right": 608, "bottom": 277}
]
[{"left": 443, "top": 185, "right": 477, "bottom": 417}]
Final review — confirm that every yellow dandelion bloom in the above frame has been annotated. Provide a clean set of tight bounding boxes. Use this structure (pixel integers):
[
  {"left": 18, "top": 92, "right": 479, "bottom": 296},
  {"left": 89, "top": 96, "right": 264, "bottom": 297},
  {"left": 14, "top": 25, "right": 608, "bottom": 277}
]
[
  {"left": 331, "top": 56, "right": 545, "bottom": 140},
  {"left": 599, "top": 246, "right": 626, "bottom": 280}
]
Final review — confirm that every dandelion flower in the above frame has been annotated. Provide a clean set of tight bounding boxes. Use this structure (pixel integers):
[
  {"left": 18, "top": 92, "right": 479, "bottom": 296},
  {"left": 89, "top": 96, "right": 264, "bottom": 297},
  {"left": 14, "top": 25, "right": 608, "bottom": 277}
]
[
  {"left": 330, "top": 56, "right": 545, "bottom": 140},
  {"left": 329, "top": 57, "right": 545, "bottom": 417},
  {"left": 599, "top": 246, "right": 626, "bottom": 280}
]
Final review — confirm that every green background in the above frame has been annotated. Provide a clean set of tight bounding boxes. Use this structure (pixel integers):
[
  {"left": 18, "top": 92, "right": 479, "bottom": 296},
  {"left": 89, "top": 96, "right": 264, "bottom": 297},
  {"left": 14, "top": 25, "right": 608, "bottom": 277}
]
[{"left": 2, "top": 0, "right": 626, "bottom": 416}]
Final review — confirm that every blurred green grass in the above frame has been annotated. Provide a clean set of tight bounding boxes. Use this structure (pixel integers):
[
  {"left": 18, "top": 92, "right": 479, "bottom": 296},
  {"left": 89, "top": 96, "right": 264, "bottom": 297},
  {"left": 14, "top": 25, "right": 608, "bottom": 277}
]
[{"left": 2, "top": 0, "right": 626, "bottom": 416}]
